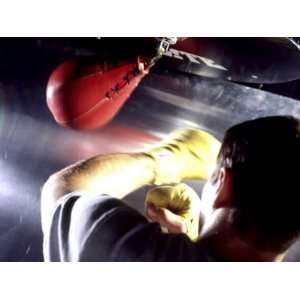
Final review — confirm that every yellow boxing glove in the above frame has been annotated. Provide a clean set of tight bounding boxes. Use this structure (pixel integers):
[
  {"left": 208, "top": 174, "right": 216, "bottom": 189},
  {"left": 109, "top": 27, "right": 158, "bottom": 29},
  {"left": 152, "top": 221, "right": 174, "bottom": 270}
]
[
  {"left": 145, "top": 183, "right": 201, "bottom": 241},
  {"left": 143, "top": 128, "right": 221, "bottom": 185}
]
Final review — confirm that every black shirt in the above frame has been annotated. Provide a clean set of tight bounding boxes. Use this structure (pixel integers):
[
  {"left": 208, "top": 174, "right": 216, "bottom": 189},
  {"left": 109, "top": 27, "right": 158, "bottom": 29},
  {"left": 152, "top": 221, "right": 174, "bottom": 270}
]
[{"left": 43, "top": 192, "right": 215, "bottom": 262}]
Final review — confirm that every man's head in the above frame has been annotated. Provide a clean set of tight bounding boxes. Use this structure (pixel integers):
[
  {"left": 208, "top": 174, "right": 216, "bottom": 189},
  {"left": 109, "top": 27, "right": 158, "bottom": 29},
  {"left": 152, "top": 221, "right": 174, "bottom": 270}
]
[{"left": 201, "top": 115, "right": 300, "bottom": 253}]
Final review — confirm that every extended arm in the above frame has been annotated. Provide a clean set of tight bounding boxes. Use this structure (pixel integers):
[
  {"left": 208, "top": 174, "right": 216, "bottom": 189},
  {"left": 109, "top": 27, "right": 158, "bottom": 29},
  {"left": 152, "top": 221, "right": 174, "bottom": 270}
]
[
  {"left": 41, "top": 153, "right": 155, "bottom": 232},
  {"left": 41, "top": 128, "right": 220, "bottom": 232}
]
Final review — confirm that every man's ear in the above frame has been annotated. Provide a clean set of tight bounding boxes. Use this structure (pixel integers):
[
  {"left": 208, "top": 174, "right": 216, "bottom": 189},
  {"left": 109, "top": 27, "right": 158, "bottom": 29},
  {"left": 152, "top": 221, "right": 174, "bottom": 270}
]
[{"left": 213, "top": 167, "right": 233, "bottom": 209}]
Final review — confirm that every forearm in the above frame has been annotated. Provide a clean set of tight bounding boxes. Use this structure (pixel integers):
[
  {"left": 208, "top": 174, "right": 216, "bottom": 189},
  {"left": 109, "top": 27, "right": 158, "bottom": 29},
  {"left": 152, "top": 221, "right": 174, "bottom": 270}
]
[
  {"left": 42, "top": 153, "right": 155, "bottom": 203},
  {"left": 41, "top": 152, "right": 155, "bottom": 232}
]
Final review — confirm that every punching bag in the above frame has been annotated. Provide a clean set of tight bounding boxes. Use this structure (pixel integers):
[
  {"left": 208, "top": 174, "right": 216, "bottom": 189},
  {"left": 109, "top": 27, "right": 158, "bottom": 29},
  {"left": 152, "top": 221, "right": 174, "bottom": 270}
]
[{"left": 46, "top": 57, "right": 150, "bottom": 129}]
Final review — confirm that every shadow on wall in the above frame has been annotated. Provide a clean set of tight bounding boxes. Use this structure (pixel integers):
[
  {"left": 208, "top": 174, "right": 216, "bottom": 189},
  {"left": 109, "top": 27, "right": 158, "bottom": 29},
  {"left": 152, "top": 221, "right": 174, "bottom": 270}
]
[{"left": 0, "top": 214, "right": 43, "bottom": 262}]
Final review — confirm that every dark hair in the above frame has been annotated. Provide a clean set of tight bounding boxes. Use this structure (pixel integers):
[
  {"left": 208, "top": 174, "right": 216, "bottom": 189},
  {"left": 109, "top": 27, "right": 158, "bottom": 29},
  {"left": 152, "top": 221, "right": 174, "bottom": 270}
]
[{"left": 216, "top": 116, "right": 300, "bottom": 252}]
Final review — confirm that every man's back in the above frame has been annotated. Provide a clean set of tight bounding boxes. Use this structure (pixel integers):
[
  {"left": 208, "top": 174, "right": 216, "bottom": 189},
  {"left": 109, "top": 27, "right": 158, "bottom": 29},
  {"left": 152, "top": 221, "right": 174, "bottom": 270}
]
[{"left": 44, "top": 192, "right": 215, "bottom": 261}]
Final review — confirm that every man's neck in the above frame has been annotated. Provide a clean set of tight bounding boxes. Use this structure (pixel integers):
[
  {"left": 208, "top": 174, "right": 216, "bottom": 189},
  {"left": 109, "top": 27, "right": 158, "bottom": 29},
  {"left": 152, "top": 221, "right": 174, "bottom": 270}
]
[{"left": 199, "top": 223, "right": 285, "bottom": 262}]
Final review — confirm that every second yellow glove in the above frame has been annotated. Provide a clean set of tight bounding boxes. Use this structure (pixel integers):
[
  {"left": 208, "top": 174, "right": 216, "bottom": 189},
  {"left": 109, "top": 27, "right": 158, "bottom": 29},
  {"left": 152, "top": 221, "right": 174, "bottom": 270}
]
[{"left": 145, "top": 183, "right": 201, "bottom": 241}]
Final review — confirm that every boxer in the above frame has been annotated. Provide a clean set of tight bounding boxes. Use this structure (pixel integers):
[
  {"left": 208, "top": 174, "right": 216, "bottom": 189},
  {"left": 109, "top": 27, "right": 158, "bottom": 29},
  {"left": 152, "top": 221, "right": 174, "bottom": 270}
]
[{"left": 41, "top": 116, "right": 300, "bottom": 261}]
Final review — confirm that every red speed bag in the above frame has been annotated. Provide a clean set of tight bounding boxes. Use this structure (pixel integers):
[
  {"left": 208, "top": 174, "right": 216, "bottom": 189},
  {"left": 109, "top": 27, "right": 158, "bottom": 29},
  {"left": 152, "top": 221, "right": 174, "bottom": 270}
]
[{"left": 46, "top": 58, "right": 149, "bottom": 129}]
